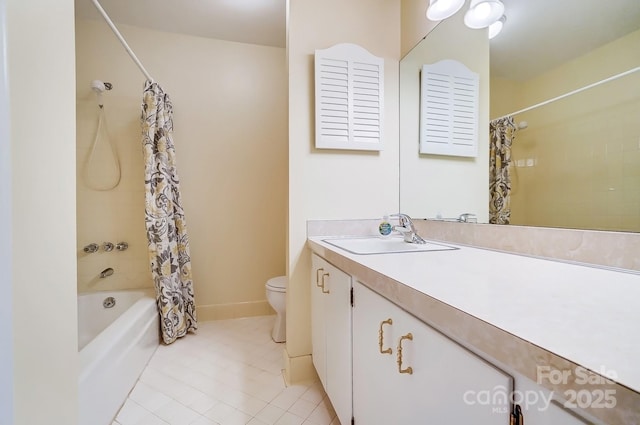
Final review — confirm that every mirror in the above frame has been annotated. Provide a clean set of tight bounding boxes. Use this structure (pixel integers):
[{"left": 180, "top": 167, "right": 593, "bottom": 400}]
[{"left": 400, "top": 0, "right": 640, "bottom": 232}]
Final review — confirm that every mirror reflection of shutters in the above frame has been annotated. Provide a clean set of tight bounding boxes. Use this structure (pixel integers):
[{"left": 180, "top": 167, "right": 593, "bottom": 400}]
[
  {"left": 315, "top": 43, "right": 384, "bottom": 151},
  {"left": 420, "top": 60, "right": 479, "bottom": 157}
]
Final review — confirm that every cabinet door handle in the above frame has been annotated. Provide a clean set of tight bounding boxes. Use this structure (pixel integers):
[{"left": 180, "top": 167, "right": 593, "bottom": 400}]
[
  {"left": 397, "top": 333, "right": 413, "bottom": 375},
  {"left": 315, "top": 268, "right": 324, "bottom": 287},
  {"left": 510, "top": 404, "right": 523, "bottom": 425},
  {"left": 378, "top": 318, "right": 393, "bottom": 354},
  {"left": 321, "top": 272, "right": 330, "bottom": 294}
]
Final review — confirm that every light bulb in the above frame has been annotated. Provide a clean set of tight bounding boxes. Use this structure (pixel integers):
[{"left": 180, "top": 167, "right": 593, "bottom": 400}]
[
  {"left": 475, "top": 3, "right": 491, "bottom": 20},
  {"left": 426, "top": 0, "right": 465, "bottom": 21},
  {"left": 464, "top": 0, "right": 505, "bottom": 29},
  {"left": 488, "top": 15, "right": 506, "bottom": 39}
]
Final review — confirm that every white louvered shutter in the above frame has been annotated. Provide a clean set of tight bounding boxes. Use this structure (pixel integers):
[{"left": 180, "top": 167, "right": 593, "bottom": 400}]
[
  {"left": 419, "top": 60, "right": 479, "bottom": 157},
  {"left": 315, "top": 44, "right": 384, "bottom": 151}
]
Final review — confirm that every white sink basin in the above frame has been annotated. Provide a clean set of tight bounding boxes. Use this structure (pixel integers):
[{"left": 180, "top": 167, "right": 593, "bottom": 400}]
[{"left": 322, "top": 236, "right": 458, "bottom": 255}]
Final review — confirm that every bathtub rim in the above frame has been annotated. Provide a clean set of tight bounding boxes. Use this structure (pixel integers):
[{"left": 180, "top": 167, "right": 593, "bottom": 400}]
[{"left": 78, "top": 288, "right": 157, "bottom": 383}]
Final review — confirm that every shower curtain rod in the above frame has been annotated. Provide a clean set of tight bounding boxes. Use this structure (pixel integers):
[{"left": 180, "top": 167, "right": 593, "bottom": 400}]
[
  {"left": 493, "top": 66, "right": 640, "bottom": 121},
  {"left": 91, "top": 0, "right": 154, "bottom": 82}
]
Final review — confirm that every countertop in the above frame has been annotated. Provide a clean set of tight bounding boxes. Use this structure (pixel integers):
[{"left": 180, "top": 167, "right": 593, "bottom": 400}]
[{"left": 307, "top": 235, "right": 640, "bottom": 424}]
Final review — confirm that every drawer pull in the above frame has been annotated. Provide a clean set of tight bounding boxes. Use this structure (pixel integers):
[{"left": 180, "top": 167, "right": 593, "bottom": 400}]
[
  {"left": 378, "top": 318, "right": 393, "bottom": 354},
  {"left": 321, "top": 273, "right": 330, "bottom": 294},
  {"left": 397, "top": 333, "right": 413, "bottom": 375},
  {"left": 315, "top": 268, "right": 324, "bottom": 287}
]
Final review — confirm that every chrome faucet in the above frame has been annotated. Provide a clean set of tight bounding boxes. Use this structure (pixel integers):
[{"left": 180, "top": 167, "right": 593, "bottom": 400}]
[
  {"left": 457, "top": 213, "right": 477, "bottom": 223},
  {"left": 83, "top": 243, "right": 99, "bottom": 253},
  {"left": 391, "top": 213, "right": 426, "bottom": 244},
  {"left": 100, "top": 267, "right": 114, "bottom": 278}
]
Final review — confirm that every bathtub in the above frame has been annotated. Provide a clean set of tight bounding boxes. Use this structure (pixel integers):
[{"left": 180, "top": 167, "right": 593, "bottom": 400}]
[{"left": 78, "top": 289, "right": 159, "bottom": 425}]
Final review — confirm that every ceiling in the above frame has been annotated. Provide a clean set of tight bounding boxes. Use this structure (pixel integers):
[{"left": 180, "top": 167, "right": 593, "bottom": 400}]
[
  {"left": 75, "top": 0, "right": 640, "bottom": 81},
  {"left": 74, "top": 0, "right": 287, "bottom": 48},
  {"left": 489, "top": 0, "right": 640, "bottom": 80}
]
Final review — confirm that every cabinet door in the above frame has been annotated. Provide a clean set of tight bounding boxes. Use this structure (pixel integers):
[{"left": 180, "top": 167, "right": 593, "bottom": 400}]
[
  {"left": 352, "top": 280, "right": 400, "bottom": 425},
  {"left": 311, "top": 254, "right": 353, "bottom": 425},
  {"left": 322, "top": 259, "right": 352, "bottom": 425},
  {"left": 353, "top": 282, "right": 511, "bottom": 425},
  {"left": 513, "top": 372, "right": 594, "bottom": 425},
  {"left": 311, "top": 254, "right": 328, "bottom": 389}
]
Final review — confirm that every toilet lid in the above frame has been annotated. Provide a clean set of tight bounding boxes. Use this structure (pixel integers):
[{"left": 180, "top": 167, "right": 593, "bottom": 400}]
[{"left": 266, "top": 276, "right": 287, "bottom": 291}]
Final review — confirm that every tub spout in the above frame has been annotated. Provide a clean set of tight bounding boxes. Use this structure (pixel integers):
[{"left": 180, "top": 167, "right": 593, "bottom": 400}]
[{"left": 100, "top": 268, "right": 114, "bottom": 278}]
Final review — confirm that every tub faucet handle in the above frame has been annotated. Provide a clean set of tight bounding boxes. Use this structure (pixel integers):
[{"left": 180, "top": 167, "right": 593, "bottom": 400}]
[
  {"left": 116, "top": 242, "right": 129, "bottom": 251},
  {"left": 103, "top": 242, "right": 114, "bottom": 252},
  {"left": 83, "top": 243, "right": 99, "bottom": 253}
]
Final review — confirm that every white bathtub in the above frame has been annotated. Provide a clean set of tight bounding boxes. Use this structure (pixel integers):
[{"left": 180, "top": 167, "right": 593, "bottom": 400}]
[{"left": 78, "top": 289, "right": 159, "bottom": 425}]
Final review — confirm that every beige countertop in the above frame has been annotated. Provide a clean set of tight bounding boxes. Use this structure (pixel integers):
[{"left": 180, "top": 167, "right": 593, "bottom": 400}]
[{"left": 307, "top": 234, "right": 640, "bottom": 424}]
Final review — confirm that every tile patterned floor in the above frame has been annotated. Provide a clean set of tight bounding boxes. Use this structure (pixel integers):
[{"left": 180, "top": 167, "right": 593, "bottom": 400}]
[{"left": 112, "top": 315, "right": 340, "bottom": 425}]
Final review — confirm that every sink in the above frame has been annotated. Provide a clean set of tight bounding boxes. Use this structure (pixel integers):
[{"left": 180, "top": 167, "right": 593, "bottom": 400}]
[{"left": 322, "top": 236, "right": 458, "bottom": 255}]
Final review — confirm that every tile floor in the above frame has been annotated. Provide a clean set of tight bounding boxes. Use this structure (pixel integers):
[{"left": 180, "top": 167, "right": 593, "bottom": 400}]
[{"left": 112, "top": 315, "right": 340, "bottom": 425}]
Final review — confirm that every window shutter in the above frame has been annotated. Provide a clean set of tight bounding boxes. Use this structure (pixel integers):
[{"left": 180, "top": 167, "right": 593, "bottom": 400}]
[
  {"left": 419, "top": 60, "right": 479, "bottom": 157},
  {"left": 315, "top": 43, "right": 384, "bottom": 151}
]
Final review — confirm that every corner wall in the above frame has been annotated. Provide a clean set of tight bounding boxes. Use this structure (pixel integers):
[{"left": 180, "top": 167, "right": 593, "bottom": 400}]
[
  {"left": 286, "top": 0, "right": 401, "bottom": 381},
  {"left": 8, "top": 0, "right": 78, "bottom": 423},
  {"left": 401, "top": 0, "right": 439, "bottom": 57}
]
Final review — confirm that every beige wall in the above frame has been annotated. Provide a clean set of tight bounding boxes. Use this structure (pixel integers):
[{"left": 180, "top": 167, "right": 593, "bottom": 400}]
[
  {"left": 8, "top": 0, "right": 78, "bottom": 423},
  {"left": 76, "top": 20, "right": 288, "bottom": 319},
  {"left": 489, "top": 77, "right": 522, "bottom": 120},
  {"left": 75, "top": 19, "right": 152, "bottom": 293},
  {"left": 400, "top": 8, "right": 491, "bottom": 222},
  {"left": 286, "top": 0, "right": 400, "bottom": 381},
  {"left": 401, "top": 0, "right": 439, "bottom": 58},
  {"left": 492, "top": 29, "right": 640, "bottom": 231}
]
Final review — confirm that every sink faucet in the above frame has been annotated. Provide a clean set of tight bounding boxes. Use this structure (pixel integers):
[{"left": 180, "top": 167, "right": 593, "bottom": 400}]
[
  {"left": 391, "top": 213, "right": 426, "bottom": 244},
  {"left": 457, "top": 213, "right": 477, "bottom": 223}
]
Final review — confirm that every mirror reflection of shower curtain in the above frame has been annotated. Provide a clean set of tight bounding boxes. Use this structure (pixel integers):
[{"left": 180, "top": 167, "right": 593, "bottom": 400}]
[
  {"left": 489, "top": 116, "right": 516, "bottom": 224},
  {"left": 141, "top": 80, "right": 197, "bottom": 344}
]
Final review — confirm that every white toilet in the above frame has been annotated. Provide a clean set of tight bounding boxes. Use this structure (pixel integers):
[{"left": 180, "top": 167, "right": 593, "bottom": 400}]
[{"left": 266, "top": 276, "right": 287, "bottom": 342}]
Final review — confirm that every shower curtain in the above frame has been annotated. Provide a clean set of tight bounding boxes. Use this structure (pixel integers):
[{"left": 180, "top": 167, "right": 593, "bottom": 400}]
[
  {"left": 489, "top": 116, "right": 516, "bottom": 225},
  {"left": 141, "top": 80, "right": 197, "bottom": 344}
]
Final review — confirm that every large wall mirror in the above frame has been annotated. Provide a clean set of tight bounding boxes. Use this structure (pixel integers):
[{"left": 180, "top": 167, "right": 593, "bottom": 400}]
[{"left": 400, "top": 0, "right": 640, "bottom": 232}]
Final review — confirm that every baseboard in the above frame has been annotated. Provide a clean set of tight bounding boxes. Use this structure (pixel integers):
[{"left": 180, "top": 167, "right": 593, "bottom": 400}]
[
  {"left": 196, "top": 300, "right": 274, "bottom": 321},
  {"left": 283, "top": 351, "right": 317, "bottom": 385}
]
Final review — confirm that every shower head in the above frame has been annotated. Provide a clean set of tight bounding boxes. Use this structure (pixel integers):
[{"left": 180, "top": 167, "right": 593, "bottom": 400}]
[
  {"left": 91, "top": 80, "right": 112, "bottom": 107},
  {"left": 518, "top": 121, "right": 528, "bottom": 130},
  {"left": 91, "top": 80, "right": 113, "bottom": 93},
  {"left": 91, "top": 80, "right": 105, "bottom": 93}
]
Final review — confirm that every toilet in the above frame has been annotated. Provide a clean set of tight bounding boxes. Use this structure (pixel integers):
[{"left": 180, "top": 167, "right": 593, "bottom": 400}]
[{"left": 265, "top": 276, "right": 287, "bottom": 342}]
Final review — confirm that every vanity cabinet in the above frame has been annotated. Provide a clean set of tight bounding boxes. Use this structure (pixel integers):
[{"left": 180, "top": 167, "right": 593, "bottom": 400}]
[
  {"left": 310, "top": 252, "right": 596, "bottom": 425},
  {"left": 511, "top": 375, "right": 593, "bottom": 425},
  {"left": 310, "top": 254, "right": 353, "bottom": 425},
  {"left": 352, "top": 281, "right": 511, "bottom": 424}
]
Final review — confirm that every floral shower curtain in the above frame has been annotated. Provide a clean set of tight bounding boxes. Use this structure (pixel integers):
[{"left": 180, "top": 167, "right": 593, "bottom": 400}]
[
  {"left": 141, "top": 80, "right": 197, "bottom": 344},
  {"left": 489, "top": 116, "right": 516, "bottom": 225}
]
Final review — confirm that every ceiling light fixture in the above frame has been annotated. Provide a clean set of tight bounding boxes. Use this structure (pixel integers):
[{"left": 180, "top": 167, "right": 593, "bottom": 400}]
[
  {"left": 488, "top": 15, "right": 506, "bottom": 39},
  {"left": 464, "top": 0, "right": 505, "bottom": 29},
  {"left": 426, "top": 0, "right": 466, "bottom": 21}
]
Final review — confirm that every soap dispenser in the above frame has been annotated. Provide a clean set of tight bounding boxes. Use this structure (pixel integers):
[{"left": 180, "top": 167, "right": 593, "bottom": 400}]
[{"left": 378, "top": 214, "right": 392, "bottom": 237}]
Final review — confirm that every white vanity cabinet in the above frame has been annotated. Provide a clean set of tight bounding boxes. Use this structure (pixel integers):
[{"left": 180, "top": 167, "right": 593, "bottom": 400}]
[
  {"left": 352, "top": 281, "right": 512, "bottom": 425},
  {"left": 511, "top": 374, "right": 593, "bottom": 425},
  {"left": 307, "top": 237, "right": 628, "bottom": 425},
  {"left": 310, "top": 253, "right": 353, "bottom": 425}
]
